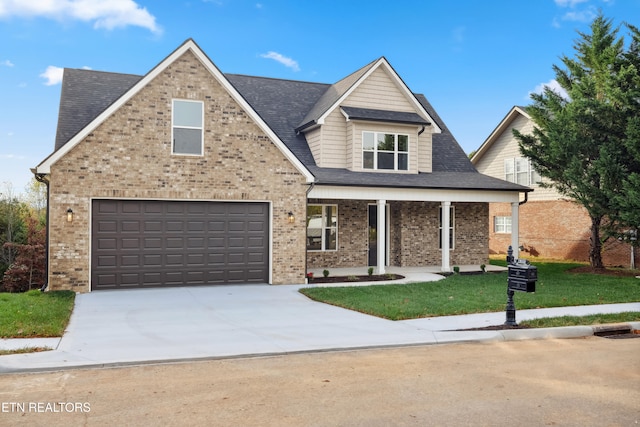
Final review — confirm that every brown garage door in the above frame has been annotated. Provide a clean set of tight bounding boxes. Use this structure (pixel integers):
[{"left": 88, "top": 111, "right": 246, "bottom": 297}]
[{"left": 91, "top": 200, "right": 269, "bottom": 290}]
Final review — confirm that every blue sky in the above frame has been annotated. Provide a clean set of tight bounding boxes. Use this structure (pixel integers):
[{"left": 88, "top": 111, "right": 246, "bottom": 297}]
[{"left": 1, "top": 0, "right": 638, "bottom": 194}]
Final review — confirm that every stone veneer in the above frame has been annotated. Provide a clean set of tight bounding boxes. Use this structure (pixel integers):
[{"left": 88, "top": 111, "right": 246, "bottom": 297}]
[
  {"left": 47, "top": 50, "right": 308, "bottom": 292},
  {"left": 306, "top": 200, "right": 488, "bottom": 270}
]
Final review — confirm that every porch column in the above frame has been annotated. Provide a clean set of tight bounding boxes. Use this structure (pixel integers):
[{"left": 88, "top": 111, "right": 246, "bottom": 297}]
[
  {"left": 511, "top": 201, "right": 520, "bottom": 259},
  {"left": 441, "top": 201, "right": 451, "bottom": 272},
  {"left": 377, "top": 199, "right": 386, "bottom": 275}
]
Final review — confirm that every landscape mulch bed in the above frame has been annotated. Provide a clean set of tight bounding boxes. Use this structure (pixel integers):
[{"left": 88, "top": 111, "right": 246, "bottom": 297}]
[{"left": 308, "top": 274, "right": 405, "bottom": 284}]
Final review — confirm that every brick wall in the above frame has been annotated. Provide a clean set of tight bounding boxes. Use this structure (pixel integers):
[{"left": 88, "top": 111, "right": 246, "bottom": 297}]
[
  {"left": 47, "top": 50, "right": 308, "bottom": 292},
  {"left": 307, "top": 201, "right": 488, "bottom": 270},
  {"left": 306, "top": 199, "right": 369, "bottom": 268},
  {"left": 489, "top": 200, "right": 636, "bottom": 266}
]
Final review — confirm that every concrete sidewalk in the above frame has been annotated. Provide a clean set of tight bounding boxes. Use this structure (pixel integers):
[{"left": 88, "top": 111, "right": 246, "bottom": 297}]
[{"left": 0, "top": 283, "right": 638, "bottom": 373}]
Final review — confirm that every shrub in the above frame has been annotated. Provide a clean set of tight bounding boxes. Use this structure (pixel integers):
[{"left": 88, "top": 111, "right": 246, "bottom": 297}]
[
  {"left": 368, "top": 267, "right": 374, "bottom": 277},
  {"left": 323, "top": 269, "right": 330, "bottom": 278}
]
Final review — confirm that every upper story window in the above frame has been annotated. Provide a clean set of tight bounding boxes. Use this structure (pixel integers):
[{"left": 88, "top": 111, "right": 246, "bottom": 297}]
[
  {"left": 504, "top": 157, "right": 540, "bottom": 186},
  {"left": 172, "top": 100, "right": 203, "bottom": 155},
  {"left": 362, "top": 131, "right": 408, "bottom": 171}
]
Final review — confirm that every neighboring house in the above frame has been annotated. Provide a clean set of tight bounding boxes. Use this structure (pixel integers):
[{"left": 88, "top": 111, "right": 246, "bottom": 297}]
[
  {"left": 471, "top": 106, "right": 635, "bottom": 267},
  {"left": 33, "top": 39, "right": 530, "bottom": 292}
]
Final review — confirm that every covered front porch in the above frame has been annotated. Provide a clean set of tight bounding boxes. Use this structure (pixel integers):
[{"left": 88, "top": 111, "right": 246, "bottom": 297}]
[{"left": 306, "top": 185, "right": 524, "bottom": 274}]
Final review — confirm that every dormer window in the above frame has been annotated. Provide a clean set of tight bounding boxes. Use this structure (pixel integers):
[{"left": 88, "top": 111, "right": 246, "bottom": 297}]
[{"left": 362, "top": 131, "right": 408, "bottom": 171}]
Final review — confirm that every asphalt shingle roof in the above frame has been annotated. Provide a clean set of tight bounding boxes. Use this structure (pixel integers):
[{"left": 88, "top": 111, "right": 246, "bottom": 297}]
[{"left": 51, "top": 64, "right": 529, "bottom": 193}]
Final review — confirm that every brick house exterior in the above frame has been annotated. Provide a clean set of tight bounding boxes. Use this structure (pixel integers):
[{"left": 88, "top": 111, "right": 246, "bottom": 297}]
[
  {"left": 34, "top": 40, "right": 529, "bottom": 292},
  {"left": 472, "top": 106, "right": 636, "bottom": 267}
]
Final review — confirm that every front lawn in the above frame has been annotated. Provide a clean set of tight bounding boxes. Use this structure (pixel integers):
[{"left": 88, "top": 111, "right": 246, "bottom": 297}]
[
  {"left": 299, "top": 262, "right": 640, "bottom": 320},
  {"left": 0, "top": 290, "right": 75, "bottom": 338}
]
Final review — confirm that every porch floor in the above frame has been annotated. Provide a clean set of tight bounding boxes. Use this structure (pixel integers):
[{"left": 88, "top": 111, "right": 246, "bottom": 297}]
[{"left": 306, "top": 265, "right": 507, "bottom": 287}]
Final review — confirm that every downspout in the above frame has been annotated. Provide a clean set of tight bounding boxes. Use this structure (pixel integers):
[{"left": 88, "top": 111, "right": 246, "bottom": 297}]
[
  {"left": 33, "top": 171, "right": 50, "bottom": 292},
  {"left": 519, "top": 191, "right": 528, "bottom": 206}
]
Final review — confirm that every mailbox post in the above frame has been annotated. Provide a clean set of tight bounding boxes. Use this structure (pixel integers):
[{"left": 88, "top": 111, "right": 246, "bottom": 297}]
[{"left": 505, "top": 246, "right": 538, "bottom": 326}]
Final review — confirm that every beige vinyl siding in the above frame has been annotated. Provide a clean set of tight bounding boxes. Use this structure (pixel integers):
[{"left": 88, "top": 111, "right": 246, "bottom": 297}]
[
  {"left": 475, "top": 113, "right": 560, "bottom": 201},
  {"left": 346, "top": 120, "right": 354, "bottom": 167},
  {"left": 319, "top": 109, "right": 348, "bottom": 168},
  {"left": 306, "top": 127, "right": 322, "bottom": 165},
  {"left": 305, "top": 64, "right": 434, "bottom": 172},
  {"left": 342, "top": 67, "right": 415, "bottom": 112},
  {"left": 418, "top": 131, "right": 432, "bottom": 173}
]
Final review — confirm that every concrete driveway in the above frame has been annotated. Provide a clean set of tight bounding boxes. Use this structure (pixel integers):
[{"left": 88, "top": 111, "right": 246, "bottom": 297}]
[{"left": 1, "top": 284, "right": 639, "bottom": 373}]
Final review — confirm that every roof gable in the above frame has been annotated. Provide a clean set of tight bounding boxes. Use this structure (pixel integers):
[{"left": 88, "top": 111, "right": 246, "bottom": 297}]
[
  {"left": 296, "top": 57, "right": 442, "bottom": 133},
  {"left": 470, "top": 106, "right": 530, "bottom": 165},
  {"left": 37, "top": 39, "right": 314, "bottom": 182}
]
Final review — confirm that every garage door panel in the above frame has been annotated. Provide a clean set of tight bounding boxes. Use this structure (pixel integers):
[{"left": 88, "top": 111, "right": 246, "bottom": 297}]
[
  {"left": 166, "top": 237, "right": 184, "bottom": 248},
  {"left": 166, "top": 221, "right": 184, "bottom": 232},
  {"left": 121, "top": 221, "right": 140, "bottom": 233},
  {"left": 144, "top": 238, "right": 162, "bottom": 249},
  {"left": 97, "top": 220, "right": 117, "bottom": 233},
  {"left": 92, "top": 200, "right": 269, "bottom": 290}
]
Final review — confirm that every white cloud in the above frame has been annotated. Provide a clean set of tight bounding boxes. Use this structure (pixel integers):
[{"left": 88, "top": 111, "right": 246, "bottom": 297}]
[
  {"left": 529, "top": 79, "right": 570, "bottom": 100},
  {"left": 260, "top": 51, "right": 300, "bottom": 72},
  {"left": 554, "top": 0, "right": 589, "bottom": 7},
  {"left": 553, "top": 0, "right": 599, "bottom": 25},
  {"left": 0, "top": 0, "right": 161, "bottom": 34},
  {"left": 0, "top": 154, "right": 26, "bottom": 160},
  {"left": 40, "top": 65, "right": 64, "bottom": 86},
  {"left": 561, "top": 8, "right": 597, "bottom": 23},
  {"left": 2, "top": 59, "right": 14, "bottom": 67}
]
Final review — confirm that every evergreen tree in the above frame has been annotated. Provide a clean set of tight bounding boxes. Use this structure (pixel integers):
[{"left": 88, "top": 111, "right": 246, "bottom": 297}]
[{"left": 515, "top": 14, "right": 639, "bottom": 269}]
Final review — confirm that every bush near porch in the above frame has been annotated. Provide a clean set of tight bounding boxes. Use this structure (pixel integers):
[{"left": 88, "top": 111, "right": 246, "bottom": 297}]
[{"left": 299, "top": 261, "right": 640, "bottom": 321}]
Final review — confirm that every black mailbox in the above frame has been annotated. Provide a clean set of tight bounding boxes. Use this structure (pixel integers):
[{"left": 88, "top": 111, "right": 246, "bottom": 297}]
[{"left": 508, "top": 259, "right": 537, "bottom": 293}]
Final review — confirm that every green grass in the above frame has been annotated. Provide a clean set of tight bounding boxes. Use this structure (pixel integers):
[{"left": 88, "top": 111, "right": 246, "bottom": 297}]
[
  {"left": 519, "top": 312, "right": 640, "bottom": 328},
  {"left": 0, "top": 347, "right": 53, "bottom": 356},
  {"left": 299, "top": 262, "right": 640, "bottom": 320},
  {"left": 0, "top": 290, "right": 75, "bottom": 338}
]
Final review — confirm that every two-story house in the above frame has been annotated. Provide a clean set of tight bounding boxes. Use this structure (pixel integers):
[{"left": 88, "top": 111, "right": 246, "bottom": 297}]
[
  {"left": 471, "top": 106, "right": 635, "bottom": 267},
  {"left": 33, "top": 39, "right": 530, "bottom": 292}
]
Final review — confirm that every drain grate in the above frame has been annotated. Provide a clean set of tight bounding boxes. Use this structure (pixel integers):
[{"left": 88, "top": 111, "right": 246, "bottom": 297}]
[
  {"left": 600, "top": 333, "right": 640, "bottom": 339},
  {"left": 593, "top": 324, "right": 640, "bottom": 339}
]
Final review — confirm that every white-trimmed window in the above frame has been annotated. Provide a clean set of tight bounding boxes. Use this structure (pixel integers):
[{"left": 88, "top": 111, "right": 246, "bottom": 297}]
[
  {"left": 494, "top": 216, "right": 512, "bottom": 233},
  {"left": 172, "top": 99, "right": 204, "bottom": 155},
  {"left": 438, "top": 205, "right": 455, "bottom": 250},
  {"left": 363, "top": 131, "right": 409, "bottom": 171},
  {"left": 307, "top": 205, "right": 338, "bottom": 251},
  {"left": 504, "top": 158, "right": 540, "bottom": 185}
]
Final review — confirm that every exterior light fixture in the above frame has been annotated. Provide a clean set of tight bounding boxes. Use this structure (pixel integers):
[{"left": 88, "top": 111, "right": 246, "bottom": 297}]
[
  {"left": 66, "top": 208, "right": 74, "bottom": 223},
  {"left": 287, "top": 211, "right": 295, "bottom": 224}
]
